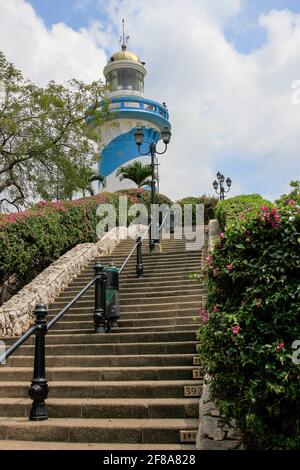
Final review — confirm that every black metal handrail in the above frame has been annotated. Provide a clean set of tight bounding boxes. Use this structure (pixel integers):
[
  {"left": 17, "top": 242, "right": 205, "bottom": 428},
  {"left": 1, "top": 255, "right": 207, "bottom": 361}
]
[
  {"left": 0, "top": 325, "right": 36, "bottom": 365},
  {"left": 119, "top": 223, "right": 150, "bottom": 275},
  {"left": 0, "top": 211, "right": 173, "bottom": 422},
  {"left": 119, "top": 211, "right": 170, "bottom": 276},
  {"left": 0, "top": 269, "right": 103, "bottom": 421}
]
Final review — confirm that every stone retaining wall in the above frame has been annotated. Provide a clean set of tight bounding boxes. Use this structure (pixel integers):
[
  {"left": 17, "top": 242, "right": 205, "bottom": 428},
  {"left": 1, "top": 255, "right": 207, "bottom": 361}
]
[
  {"left": 0, "top": 225, "right": 146, "bottom": 337},
  {"left": 196, "top": 380, "right": 243, "bottom": 450}
]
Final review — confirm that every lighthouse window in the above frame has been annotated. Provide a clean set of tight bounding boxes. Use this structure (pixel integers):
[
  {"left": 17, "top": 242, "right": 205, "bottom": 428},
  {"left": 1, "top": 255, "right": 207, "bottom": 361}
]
[{"left": 107, "top": 69, "right": 144, "bottom": 93}]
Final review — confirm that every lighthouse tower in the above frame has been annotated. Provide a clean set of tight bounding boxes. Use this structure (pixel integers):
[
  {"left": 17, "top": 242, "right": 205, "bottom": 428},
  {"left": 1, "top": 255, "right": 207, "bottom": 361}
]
[{"left": 98, "top": 21, "right": 171, "bottom": 191}]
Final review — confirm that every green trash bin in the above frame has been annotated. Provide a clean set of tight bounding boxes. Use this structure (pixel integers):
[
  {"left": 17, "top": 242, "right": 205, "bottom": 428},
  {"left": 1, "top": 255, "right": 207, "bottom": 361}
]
[{"left": 104, "top": 263, "right": 120, "bottom": 332}]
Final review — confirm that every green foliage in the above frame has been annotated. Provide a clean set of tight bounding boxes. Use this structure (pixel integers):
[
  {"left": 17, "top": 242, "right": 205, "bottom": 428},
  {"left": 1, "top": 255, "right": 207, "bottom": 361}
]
[
  {"left": 197, "top": 190, "right": 300, "bottom": 449},
  {"left": 0, "top": 50, "right": 109, "bottom": 210},
  {"left": 275, "top": 180, "right": 300, "bottom": 209},
  {"left": 116, "top": 161, "right": 153, "bottom": 188},
  {"left": 215, "top": 194, "right": 273, "bottom": 230},
  {"left": 178, "top": 195, "right": 218, "bottom": 224},
  {"left": 0, "top": 189, "right": 172, "bottom": 304}
]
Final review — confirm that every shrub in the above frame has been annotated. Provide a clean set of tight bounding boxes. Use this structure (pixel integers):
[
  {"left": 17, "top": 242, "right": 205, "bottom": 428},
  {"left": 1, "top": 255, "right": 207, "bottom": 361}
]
[
  {"left": 0, "top": 189, "right": 172, "bottom": 304},
  {"left": 215, "top": 194, "right": 273, "bottom": 230},
  {"left": 178, "top": 195, "right": 218, "bottom": 225},
  {"left": 197, "top": 190, "right": 300, "bottom": 449},
  {"left": 275, "top": 180, "right": 300, "bottom": 209}
]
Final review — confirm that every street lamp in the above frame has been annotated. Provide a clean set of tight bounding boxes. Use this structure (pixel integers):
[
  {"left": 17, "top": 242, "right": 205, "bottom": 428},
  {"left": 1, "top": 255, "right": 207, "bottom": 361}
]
[
  {"left": 213, "top": 172, "right": 232, "bottom": 201},
  {"left": 134, "top": 126, "right": 171, "bottom": 249}
]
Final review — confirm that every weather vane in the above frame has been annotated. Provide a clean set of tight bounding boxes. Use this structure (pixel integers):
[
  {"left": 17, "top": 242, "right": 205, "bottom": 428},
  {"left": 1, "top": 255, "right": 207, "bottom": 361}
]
[{"left": 120, "top": 18, "right": 129, "bottom": 51}]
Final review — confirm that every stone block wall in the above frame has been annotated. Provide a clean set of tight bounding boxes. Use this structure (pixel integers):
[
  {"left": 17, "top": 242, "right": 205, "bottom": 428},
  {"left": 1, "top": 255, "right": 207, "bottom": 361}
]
[
  {"left": 196, "top": 380, "right": 243, "bottom": 450},
  {"left": 0, "top": 225, "right": 146, "bottom": 337}
]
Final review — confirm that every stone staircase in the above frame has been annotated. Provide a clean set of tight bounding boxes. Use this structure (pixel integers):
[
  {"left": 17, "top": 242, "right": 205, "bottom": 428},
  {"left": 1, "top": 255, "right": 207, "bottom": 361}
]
[{"left": 0, "top": 228, "right": 207, "bottom": 450}]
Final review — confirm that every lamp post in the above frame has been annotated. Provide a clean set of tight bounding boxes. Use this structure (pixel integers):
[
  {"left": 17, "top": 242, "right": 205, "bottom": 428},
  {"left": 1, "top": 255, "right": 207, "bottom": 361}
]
[
  {"left": 134, "top": 127, "right": 171, "bottom": 250},
  {"left": 213, "top": 172, "right": 232, "bottom": 201}
]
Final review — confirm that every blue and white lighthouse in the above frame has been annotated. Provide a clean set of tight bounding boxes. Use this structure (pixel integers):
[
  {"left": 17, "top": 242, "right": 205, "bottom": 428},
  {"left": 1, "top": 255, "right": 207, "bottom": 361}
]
[{"left": 98, "top": 22, "right": 171, "bottom": 191}]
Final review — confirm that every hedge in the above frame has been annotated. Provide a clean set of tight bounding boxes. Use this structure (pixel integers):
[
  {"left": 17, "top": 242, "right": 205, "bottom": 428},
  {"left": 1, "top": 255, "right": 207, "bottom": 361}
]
[
  {"left": 0, "top": 189, "right": 172, "bottom": 305},
  {"left": 197, "top": 187, "right": 300, "bottom": 449},
  {"left": 215, "top": 194, "right": 273, "bottom": 230},
  {"left": 178, "top": 195, "right": 218, "bottom": 225}
]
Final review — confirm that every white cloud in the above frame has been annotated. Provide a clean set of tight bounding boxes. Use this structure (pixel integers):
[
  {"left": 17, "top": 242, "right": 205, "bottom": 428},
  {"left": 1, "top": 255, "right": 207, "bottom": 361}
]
[
  {"left": 0, "top": 0, "right": 107, "bottom": 84},
  {"left": 103, "top": 0, "right": 300, "bottom": 200},
  {"left": 0, "top": 0, "right": 299, "bottom": 200}
]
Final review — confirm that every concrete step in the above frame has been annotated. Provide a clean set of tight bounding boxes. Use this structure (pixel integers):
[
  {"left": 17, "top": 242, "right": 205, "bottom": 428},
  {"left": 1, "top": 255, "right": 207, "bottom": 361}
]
[
  {"left": 88, "top": 253, "right": 204, "bottom": 265},
  {"left": 85, "top": 259, "right": 203, "bottom": 271},
  {"left": 13, "top": 341, "right": 199, "bottom": 356},
  {"left": 49, "top": 324, "right": 198, "bottom": 334},
  {"left": 0, "top": 380, "right": 202, "bottom": 399},
  {"left": 46, "top": 307, "right": 201, "bottom": 322},
  {"left": 67, "top": 278, "right": 202, "bottom": 289},
  {"left": 0, "top": 366, "right": 202, "bottom": 382},
  {"left": 60, "top": 278, "right": 207, "bottom": 297},
  {"left": 0, "top": 440, "right": 196, "bottom": 450},
  {"left": 56, "top": 287, "right": 204, "bottom": 303},
  {"left": 6, "top": 353, "right": 197, "bottom": 368},
  {"left": 50, "top": 294, "right": 202, "bottom": 310},
  {"left": 0, "top": 397, "right": 199, "bottom": 419},
  {"left": 4, "top": 331, "right": 197, "bottom": 347},
  {"left": 48, "top": 301, "right": 201, "bottom": 316},
  {"left": 77, "top": 266, "right": 202, "bottom": 279},
  {"left": 0, "top": 417, "right": 199, "bottom": 444}
]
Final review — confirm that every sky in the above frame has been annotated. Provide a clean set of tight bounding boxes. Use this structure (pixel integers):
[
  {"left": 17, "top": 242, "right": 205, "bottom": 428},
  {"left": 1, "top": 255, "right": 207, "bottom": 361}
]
[{"left": 0, "top": 0, "right": 300, "bottom": 201}]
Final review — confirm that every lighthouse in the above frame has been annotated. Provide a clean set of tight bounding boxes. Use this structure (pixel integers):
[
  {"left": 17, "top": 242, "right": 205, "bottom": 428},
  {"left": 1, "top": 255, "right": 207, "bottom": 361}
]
[{"left": 98, "top": 21, "right": 171, "bottom": 192}]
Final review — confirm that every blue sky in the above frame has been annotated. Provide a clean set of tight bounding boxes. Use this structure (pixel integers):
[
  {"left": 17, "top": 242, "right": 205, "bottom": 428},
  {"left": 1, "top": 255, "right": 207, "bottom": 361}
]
[
  {"left": 29, "top": 0, "right": 300, "bottom": 54},
  {"left": 1, "top": 0, "right": 299, "bottom": 200}
]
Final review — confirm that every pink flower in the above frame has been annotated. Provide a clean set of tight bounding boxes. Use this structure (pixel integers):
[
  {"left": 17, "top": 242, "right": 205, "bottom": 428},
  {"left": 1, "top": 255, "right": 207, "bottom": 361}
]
[
  {"left": 276, "top": 342, "right": 285, "bottom": 351},
  {"left": 232, "top": 325, "right": 241, "bottom": 335},
  {"left": 289, "top": 199, "right": 296, "bottom": 207},
  {"left": 219, "top": 232, "right": 225, "bottom": 239},
  {"left": 198, "top": 308, "right": 210, "bottom": 323},
  {"left": 226, "top": 264, "right": 233, "bottom": 271},
  {"left": 206, "top": 255, "right": 212, "bottom": 265},
  {"left": 213, "top": 306, "right": 219, "bottom": 313},
  {"left": 261, "top": 205, "right": 269, "bottom": 212}
]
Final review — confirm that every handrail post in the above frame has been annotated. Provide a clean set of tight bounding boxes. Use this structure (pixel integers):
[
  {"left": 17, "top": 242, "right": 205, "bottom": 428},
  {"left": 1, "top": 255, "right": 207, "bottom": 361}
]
[
  {"left": 136, "top": 236, "right": 144, "bottom": 278},
  {"left": 28, "top": 303, "right": 48, "bottom": 421},
  {"left": 93, "top": 261, "right": 106, "bottom": 333},
  {"left": 170, "top": 210, "right": 175, "bottom": 234}
]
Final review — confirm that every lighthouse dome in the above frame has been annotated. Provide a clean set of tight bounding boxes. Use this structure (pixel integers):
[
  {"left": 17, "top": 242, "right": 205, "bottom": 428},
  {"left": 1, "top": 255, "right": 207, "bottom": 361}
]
[{"left": 110, "top": 50, "right": 140, "bottom": 63}]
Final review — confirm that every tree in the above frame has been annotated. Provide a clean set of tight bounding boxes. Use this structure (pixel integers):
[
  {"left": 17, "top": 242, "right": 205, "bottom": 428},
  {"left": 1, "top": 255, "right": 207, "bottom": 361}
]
[
  {"left": 0, "top": 50, "right": 109, "bottom": 211},
  {"left": 116, "top": 160, "right": 153, "bottom": 188}
]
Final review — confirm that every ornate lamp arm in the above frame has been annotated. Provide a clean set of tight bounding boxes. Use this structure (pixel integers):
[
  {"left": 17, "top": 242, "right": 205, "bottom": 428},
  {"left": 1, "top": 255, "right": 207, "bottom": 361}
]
[
  {"left": 136, "top": 146, "right": 151, "bottom": 156},
  {"left": 155, "top": 144, "right": 168, "bottom": 156}
]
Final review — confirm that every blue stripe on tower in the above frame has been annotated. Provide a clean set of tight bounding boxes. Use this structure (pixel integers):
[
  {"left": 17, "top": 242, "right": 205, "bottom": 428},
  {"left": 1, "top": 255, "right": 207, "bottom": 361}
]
[{"left": 100, "top": 127, "right": 160, "bottom": 177}]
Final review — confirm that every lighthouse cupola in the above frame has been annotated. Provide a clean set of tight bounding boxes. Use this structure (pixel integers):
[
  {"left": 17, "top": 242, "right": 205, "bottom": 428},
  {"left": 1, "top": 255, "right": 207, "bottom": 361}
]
[{"left": 103, "top": 20, "right": 146, "bottom": 98}]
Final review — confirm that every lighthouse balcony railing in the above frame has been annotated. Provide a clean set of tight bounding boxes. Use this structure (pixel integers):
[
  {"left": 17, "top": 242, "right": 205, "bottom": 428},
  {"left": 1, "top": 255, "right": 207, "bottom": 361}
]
[{"left": 108, "top": 96, "right": 169, "bottom": 120}]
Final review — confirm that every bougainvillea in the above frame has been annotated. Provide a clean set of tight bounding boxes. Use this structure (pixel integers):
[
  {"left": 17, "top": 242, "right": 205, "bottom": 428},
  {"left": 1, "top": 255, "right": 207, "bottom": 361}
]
[
  {"left": 197, "top": 188, "right": 300, "bottom": 449},
  {"left": 0, "top": 189, "right": 172, "bottom": 304}
]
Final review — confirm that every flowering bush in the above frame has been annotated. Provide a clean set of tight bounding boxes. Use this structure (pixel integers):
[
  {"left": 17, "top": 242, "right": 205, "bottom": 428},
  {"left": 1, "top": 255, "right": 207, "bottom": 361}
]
[
  {"left": 0, "top": 189, "right": 172, "bottom": 304},
  {"left": 197, "top": 189, "right": 300, "bottom": 449},
  {"left": 215, "top": 194, "right": 273, "bottom": 230}
]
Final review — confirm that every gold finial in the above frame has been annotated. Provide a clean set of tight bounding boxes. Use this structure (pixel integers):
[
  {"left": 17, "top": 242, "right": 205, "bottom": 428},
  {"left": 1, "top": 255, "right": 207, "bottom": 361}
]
[{"left": 120, "top": 18, "right": 129, "bottom": 51}]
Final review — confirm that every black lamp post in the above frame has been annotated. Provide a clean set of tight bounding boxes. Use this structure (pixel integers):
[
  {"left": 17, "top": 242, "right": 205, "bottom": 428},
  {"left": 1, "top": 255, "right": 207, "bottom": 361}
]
[
  {"left": 134, "top": 127, "right": 171, "bottom": 249},
  {"left": 213, "top": 172, "right": 232, "bottom": 201}
]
